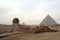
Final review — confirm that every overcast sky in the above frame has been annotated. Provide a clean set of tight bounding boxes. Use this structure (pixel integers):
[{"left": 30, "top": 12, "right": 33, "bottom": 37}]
[{"left": 0, "top": 0, "right": 60, "bottom": 25}]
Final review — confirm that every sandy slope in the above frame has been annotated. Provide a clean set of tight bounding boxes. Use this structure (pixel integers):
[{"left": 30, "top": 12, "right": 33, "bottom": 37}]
[{"left": 0, "top": 26, "right": 60, "bottom": 40}]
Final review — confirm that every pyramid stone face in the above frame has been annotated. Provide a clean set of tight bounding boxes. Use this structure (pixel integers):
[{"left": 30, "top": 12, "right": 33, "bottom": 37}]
[{"left": 40, "top": 15, "right": 57, "bottom": 26}]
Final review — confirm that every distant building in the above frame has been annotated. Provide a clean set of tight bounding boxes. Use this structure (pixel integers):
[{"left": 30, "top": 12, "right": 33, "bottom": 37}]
[
  {"left": 22, "top": 22, "right": 26, "bottom": 25},
  {"left": 40, "top": 15, "right": 57, "bottom": 26}
]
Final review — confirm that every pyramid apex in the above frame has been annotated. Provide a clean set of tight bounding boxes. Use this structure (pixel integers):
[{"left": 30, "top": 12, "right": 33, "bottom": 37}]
[{"left": 46, "top": 14, "right": 51, "bottom": 17}]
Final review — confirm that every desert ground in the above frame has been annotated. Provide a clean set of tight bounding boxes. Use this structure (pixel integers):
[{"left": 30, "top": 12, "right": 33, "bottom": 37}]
[{"left": 0, "top": 26, "right": 60, "bottom": 40}]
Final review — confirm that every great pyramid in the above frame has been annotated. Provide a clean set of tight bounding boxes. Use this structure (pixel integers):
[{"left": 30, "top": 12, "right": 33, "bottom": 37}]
[{"left": 40, "top": 15, "right": 57, "bottom": 25}]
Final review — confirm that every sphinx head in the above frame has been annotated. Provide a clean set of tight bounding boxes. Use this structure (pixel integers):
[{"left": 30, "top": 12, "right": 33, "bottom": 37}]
[{"left": 12, "top": 18, "right": 19, "bottom": 24}]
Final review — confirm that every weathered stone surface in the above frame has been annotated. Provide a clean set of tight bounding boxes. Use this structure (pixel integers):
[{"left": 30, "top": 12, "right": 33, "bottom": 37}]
[{"left": 12, "top": 18, "right": 20, "bottom": 31}]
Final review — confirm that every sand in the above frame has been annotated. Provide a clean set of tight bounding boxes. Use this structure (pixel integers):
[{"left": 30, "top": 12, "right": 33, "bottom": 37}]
[{"left": 0, "top": 26, "right": 60, "bottom": 40}]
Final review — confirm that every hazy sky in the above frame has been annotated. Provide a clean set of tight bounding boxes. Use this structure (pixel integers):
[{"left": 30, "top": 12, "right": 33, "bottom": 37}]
[{"left": 0, "top": 0, "right": 60, "bottom": 25}]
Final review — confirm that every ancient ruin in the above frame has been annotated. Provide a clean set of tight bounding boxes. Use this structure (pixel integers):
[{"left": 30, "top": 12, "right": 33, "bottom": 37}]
[
  {"left": 40, "top": 15, "right": 57, "bottom": 26},
  {"left": 12, "top": 18, "right": 20, "bottom": 31},
  {"left": 10, "top": 17, "right": 58, "bottom": 33}
]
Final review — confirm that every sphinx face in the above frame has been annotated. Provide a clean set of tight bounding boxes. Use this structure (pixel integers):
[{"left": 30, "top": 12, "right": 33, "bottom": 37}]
[{"left": 12, "top": 18, "right": 19, "bottom": 24}]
